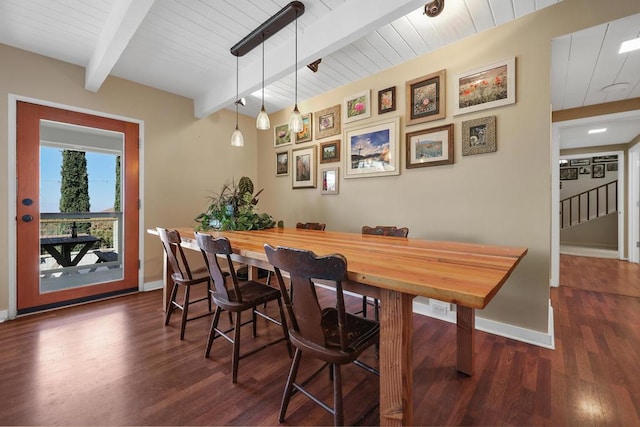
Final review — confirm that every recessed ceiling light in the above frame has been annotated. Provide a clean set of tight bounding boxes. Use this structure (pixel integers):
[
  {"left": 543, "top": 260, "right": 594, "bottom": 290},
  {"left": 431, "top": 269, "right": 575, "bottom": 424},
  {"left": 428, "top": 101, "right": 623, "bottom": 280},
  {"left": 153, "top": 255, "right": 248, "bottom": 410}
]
[
  {"left": 619, "top": 37, "right": 640, "bottom": 54},
  {"left": 588, "top": 128, "right": 607, "bottom": 134},
  {"left": 601, "top": 82, "right": 631, "bottom": 93}
]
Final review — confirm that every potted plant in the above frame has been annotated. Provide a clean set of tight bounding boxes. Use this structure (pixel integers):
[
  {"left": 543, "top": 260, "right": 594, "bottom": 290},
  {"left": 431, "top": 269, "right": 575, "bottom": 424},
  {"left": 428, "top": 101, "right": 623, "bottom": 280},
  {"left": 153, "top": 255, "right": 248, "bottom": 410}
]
[{"left": 195, "top": 176, "right": 275, "bottom": 231}]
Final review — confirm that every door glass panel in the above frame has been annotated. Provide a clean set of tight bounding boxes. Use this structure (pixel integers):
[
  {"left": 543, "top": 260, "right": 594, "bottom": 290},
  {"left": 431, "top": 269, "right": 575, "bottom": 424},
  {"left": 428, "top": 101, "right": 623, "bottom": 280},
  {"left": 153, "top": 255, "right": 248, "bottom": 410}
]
[{"left": 39, "top": 120, "right": 124, "bottom": 293}]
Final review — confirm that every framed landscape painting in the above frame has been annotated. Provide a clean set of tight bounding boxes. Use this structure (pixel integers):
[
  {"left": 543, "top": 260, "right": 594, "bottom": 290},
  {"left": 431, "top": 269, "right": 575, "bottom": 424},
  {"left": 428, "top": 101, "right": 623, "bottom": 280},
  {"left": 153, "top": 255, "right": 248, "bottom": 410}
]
[
  {"left": 454, "top": 57, "right": 515, "bottom": 115},
  {"left": 344, "top": 117, "right": 400, "bottom": 179},
  {"left": 275, "top": 151, "right": 289, "bottom": 176},
  {"left": 406, "top": 124, "right": 453, "bottom": 168},
  {"left": 320, "top": 140, "right": 340, "bottom": 164}
]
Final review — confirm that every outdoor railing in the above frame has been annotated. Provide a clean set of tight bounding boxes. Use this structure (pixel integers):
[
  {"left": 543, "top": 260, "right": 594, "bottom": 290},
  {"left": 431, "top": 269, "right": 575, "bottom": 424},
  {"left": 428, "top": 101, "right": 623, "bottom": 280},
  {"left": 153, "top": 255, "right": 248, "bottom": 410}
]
[{"left": 40, "top": 212, "right": 123, "bottom": 273}]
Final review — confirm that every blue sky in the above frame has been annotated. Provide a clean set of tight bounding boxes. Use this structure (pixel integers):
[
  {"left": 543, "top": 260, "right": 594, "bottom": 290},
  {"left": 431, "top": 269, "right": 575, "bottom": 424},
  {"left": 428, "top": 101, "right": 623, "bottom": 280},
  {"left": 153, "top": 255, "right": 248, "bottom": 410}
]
[{"left": 40, "top": 147, "right": 117, "bottom": 213}]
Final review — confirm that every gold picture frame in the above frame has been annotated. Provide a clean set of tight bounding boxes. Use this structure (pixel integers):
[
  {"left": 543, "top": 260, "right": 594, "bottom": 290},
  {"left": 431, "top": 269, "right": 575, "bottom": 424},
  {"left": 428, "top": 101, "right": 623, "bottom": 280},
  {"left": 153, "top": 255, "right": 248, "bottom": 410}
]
[
  {"left": 314, "top": 104, "right": 341, "bottom": 139},
  {"left": 461, "top": 116, "right": 497, "bottom": 156}
]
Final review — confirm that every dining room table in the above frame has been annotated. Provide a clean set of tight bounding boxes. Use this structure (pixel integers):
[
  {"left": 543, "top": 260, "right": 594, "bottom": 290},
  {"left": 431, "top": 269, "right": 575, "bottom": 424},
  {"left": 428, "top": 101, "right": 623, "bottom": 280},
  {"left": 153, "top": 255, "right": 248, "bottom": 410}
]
[{"left": 148, "top": 226, "right": 527, "bottom": 426}]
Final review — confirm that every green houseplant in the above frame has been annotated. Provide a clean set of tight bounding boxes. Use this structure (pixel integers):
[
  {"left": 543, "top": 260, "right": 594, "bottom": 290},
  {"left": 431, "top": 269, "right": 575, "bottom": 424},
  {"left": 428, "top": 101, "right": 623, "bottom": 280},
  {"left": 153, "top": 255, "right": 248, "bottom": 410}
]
[{"left": 195, "top": 176, "right": 275, "bottom": 231}]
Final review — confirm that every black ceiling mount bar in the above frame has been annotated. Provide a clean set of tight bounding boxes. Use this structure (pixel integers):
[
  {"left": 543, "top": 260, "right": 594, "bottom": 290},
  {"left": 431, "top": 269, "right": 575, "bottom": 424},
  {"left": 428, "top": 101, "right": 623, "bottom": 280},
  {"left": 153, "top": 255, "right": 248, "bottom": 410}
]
[{"left": 230, "top": 1, "right": 305, "bottom": 57}]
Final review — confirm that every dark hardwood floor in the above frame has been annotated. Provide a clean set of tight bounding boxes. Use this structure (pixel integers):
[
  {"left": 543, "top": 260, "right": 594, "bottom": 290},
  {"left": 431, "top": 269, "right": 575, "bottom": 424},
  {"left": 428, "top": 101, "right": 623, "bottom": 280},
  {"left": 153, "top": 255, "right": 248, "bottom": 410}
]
[{"left": 0, "top": 255, "right": 638, "bottom": 426}]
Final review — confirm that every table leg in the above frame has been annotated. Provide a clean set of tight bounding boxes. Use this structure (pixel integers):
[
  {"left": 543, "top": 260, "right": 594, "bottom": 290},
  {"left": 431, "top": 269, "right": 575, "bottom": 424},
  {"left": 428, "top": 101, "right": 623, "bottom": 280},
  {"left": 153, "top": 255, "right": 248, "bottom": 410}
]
[
  {"left": 379, "top": 289, "right": 413, "bottom": 426},
  {"left": 456, "top": 306, "right": 475, "bottom": 376}
]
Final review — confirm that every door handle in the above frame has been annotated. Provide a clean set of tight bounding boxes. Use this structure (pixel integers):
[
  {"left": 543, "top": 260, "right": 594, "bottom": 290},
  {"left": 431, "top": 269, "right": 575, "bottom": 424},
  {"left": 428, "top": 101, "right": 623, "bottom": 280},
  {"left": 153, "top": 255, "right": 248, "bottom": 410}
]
[{"left": 21, "top": 214, "right": 33, "bottom": 222}]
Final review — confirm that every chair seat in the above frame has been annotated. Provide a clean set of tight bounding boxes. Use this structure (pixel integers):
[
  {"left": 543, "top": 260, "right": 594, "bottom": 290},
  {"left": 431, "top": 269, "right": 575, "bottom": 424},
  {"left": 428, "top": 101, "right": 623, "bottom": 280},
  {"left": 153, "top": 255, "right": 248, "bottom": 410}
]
[
  {"left": 214, "top": 279, "right": 282, "bottom": 310},
  {"left": 321, "top": 309, "right": 380, "bottom": 352}
]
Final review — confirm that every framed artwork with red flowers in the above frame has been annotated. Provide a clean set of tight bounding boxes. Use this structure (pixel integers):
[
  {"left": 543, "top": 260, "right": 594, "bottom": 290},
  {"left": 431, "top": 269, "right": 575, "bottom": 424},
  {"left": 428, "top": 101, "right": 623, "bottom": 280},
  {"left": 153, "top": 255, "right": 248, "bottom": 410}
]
[
  {"left": 343, "top": 90, "right": 370, "bottom": 124},
  {"left": 378, "top": 86, "right": 396, "bottom": 114},
  {"left": 454, "top": 57, "right": 516, "bottom": 116},
  {"left": 405, "top": 69, "right": 445, "bottom": 126}
]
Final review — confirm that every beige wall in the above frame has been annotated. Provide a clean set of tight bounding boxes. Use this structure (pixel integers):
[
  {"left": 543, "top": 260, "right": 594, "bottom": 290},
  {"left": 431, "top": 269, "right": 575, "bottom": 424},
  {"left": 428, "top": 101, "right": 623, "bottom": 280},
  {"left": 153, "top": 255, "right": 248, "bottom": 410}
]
[
  {"left": 256, "top": 0, "right": 640, "bottom": 333},
  {"left": 0, "top": 43, "right": 257, "bottom": 312}
]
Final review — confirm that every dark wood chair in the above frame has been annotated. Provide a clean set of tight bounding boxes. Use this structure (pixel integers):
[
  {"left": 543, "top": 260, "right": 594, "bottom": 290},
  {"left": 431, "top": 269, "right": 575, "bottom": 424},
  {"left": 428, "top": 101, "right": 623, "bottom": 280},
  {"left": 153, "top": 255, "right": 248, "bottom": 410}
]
[
  {"left": 265, "top": 244, "right": 379, "bottom": 426},
  {"left": 156, "top": 227, "right": 212, "bottom": 340},
  {"left": 195, "top": 232, "right": 292, "bottom": 383},
  {"left": 359, "top": 225, "right": 409, "bottom": 320},
  {"left": 296, "top": 222, "right": 326, "bottom": 231}
]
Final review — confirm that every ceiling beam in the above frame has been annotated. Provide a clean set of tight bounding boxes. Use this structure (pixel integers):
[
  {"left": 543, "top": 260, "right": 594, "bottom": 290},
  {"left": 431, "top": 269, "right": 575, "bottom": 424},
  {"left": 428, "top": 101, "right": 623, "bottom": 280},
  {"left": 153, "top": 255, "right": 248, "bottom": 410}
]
[
  {"left": 85, "top": 0, "right": 155, "bottom": 92},
  {"left": 194, "top": 0, "right": 427, "bottom": 119}
]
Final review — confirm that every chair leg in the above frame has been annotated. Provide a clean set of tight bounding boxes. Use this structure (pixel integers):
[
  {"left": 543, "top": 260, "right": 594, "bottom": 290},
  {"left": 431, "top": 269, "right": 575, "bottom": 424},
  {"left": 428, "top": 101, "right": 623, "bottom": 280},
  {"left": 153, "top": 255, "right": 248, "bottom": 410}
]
[
  {"left": 164, "top": 283, "right": 179, "bottom": 325},
  {"left": 276, "top": 297, "right": 292, "bottom": 357},
  {"left": 361, "top": 296, "right": 368, "bottom": 318},
  {"left": 206, "top": 280, "right": 212, "bottom": 312},
  {"left": 252, "top": 306, "right": 257, "bottom": 338},
  {"left": 232, "top": 311, "right": 242, "bottom": 384},
  {"left": 333, "top": 364, "right": 344, "bottom": 426},
  {"left": 374, "top": 298, "right": 379, "bottom": 322},
  {"left": 205, "top": 306, "right": 222, "bottom": 358},
  {"left": 179, "top": 284, "right": 191, "bottom": 340},
  {"left": 279, "top": 348, "right": 302, "bottom": 423}
]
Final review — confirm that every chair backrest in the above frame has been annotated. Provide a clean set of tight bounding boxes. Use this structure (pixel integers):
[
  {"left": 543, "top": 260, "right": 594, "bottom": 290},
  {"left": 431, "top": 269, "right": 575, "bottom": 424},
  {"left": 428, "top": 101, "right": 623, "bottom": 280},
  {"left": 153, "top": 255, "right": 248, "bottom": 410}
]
[
  {"left": 264, "top": 244, "right": 348, "bottom": 350},
  {"left": 195, "top": 232, "right": 241, "bottom": 303},
  {"left": 296, "top": 222, "right": 326, "bottom": 231},
  {"left": 361, "top": 225, "right": 409, "bottom": 237},
  {"left": 156, "top": 227, "right": 194, "bottom": 281}
]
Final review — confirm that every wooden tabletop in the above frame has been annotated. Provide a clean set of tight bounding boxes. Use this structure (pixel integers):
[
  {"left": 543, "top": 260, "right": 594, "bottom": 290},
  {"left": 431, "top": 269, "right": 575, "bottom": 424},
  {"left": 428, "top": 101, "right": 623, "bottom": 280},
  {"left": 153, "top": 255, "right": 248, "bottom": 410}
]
[{"left": 164, "top": 227, "right": 527, "bottom": 309}]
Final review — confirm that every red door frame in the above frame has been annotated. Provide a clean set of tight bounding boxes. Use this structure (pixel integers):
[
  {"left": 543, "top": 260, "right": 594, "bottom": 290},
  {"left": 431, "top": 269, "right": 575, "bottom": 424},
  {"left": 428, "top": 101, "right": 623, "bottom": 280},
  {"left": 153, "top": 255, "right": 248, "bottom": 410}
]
[{"left": 16, "top": 101, "right": 139, "bottom": 313}]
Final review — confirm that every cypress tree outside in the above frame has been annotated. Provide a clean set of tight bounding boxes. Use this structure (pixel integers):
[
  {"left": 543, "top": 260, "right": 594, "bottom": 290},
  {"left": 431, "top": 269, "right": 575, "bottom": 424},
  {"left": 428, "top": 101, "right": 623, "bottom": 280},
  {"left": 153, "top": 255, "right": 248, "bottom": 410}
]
[{"left": 59, "top": 150, "right": 91, "bottom": 233}]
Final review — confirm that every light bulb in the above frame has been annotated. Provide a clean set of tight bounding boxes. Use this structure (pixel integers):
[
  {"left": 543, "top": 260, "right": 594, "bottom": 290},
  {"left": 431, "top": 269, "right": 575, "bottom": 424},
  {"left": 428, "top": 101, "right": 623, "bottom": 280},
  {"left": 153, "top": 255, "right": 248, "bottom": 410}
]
[
  {"left": 231, "top": 125, "right": 244, "bottom": 147},
  {"left": 256, "top": 106, "right": 271, "bottom": 130},
  {"left": 289, "top": 105, "right": 303, "bottom": 132}
]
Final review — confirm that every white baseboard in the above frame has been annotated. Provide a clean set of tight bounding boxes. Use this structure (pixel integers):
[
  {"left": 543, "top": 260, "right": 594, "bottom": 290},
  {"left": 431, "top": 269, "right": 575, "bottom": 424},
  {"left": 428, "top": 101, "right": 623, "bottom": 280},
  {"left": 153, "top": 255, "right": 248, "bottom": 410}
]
[
  {"left": 0, "top": 310, "right": 8, "bottom": 323},
  {"left": 413, "top": 298, "right": 555, "bottom": 350},
  {"left": 143, "top": 280, "right": 163, "bottom": 292}
]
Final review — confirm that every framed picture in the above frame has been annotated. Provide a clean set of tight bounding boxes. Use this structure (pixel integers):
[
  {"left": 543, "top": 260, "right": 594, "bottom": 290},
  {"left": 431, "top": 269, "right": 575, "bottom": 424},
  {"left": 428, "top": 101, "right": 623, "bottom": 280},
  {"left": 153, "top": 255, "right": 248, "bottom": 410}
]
[
  {"left": 321, "top": 167, "right": 339, "bottom": 195},
  {"left": 560, "top": 168, "right": 578, "bottom": 180},
  {"left": 607, "top": 162, "right": 618, "bottom": 172},
  {"left": 406, "top": 124, "right": 454, "bottom": 169},
  {"left": 275, "top": 151, "right": 289, "bottom": 176},
  {"left": 454, "top": 57, "right": 516, "bottom": 115},
  {"left": 320, "top": 140, "right": 340, "bottom": 164},
  {"left": 314, "top": 104, "right": 341, "bottom": 139},
  {"left": 579, "top": 166, "right": 591, "bottom": 174},
  {"left": 344, "top": 117, "right": 400, "bottom": 179},
  {"left": 343, "top": 90, "right": 371, "bottom": 123},
  {"left": 570, "top": 158, "right": 590, "bottom": 166},
  {"left": 593, "top": 155, "right": 618, "bottom": 163},
  {"left": 292, "top": 146, "right": 317, "bottom": 188},
  {"left": 592, "top": 164, "right": 605, "bottom": 178},
  {"left": 461, "top": 116, "right": 496, "bottom": 156},
  {"left": 296, "top": 113, "right": 312, "bottom": 143},
  {"left": 559, "top": 159, "right": 569, "bottom": 168},
  {"left": 378, "top": 86, "right": 396, "bottom": 114},
  {"left": 406, "top": 70, "right": 445, "bottom": 125},
  {"left": 274, "top": 123, "right": 292, "bottom": 147}
]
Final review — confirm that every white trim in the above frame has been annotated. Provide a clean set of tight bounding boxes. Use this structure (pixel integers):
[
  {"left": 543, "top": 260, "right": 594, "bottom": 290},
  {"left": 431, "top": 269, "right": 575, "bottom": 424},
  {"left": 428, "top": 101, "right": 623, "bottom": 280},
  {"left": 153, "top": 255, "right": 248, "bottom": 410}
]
[
  {"left": 143, "top": 280, "right": 163, "bottom": 292},
  {"left": 6, "top": 94, "right": 145, "bottom": 320},
  {"left": 628, "top": 144, "right": 640, "bottom": 263},
  {"left": 551, "top": 120, "right": 560, "bottom": 287},
  {"left": 412, "top": 299, "right": 555, "bottom": 349},
  {"left": 0, "top": 309, "right": 8, "bottom": 323}
]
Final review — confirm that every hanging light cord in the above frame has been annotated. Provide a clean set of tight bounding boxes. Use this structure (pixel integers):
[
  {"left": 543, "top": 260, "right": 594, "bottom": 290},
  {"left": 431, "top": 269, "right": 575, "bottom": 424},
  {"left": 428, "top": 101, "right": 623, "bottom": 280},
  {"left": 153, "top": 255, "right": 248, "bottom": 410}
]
[
  {"left": 261, "top": 38, "right": 265, "bottom": 107},
  {"left": 236, "top": 54, "right": 239, "bottom": 124},
  {"left": 294, "top": 15, "right": 298, "bottom": 106}
]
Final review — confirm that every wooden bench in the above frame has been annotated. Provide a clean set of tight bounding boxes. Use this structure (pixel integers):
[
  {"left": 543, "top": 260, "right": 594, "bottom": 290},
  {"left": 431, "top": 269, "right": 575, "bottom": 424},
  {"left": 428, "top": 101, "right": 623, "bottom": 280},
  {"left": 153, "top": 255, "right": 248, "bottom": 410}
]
[{"left": 89, "top": 250, "right": 120, "bottom": 272}]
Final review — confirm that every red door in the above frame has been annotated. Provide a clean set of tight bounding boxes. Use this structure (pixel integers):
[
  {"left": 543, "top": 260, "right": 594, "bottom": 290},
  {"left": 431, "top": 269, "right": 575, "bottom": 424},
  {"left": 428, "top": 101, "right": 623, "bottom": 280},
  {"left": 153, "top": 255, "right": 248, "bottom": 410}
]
[{"left": 16, "top": 101, "right": 139, "bottom": 313}]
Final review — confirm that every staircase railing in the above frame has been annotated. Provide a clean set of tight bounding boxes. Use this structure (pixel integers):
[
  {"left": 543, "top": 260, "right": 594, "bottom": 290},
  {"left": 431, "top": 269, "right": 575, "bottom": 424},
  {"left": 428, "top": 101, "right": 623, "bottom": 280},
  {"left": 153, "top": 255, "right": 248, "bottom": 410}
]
[{"left": 560, "top": 180, "right": 617, "bottom": 229}]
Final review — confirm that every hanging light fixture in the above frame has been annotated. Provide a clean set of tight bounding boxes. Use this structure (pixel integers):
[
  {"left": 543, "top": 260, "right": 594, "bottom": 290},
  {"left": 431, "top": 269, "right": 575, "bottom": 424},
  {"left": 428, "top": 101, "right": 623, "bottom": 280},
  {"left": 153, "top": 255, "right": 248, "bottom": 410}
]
[
  {"left": 231, "top": 55, "right": 244, "bottom": 147},
  {"left": 288, "top": 12, "right": 303, "bottom": 133},
  {"left": 256, "top": 36, "right": 271, "bottom": 130}
]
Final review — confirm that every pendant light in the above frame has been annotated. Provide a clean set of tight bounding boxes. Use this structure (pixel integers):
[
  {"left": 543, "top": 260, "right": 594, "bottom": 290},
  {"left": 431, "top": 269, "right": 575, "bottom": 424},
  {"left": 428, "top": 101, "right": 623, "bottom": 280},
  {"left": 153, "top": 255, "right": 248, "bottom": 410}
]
[
  {"left": 288, "top": 13, "right": 303, "bottom": 133},
  {"left": 256, "top": 36, "right": 271, "bottom": 130},
  {"left": 231, "top": 54, "right": 244, "bottom": 147}
]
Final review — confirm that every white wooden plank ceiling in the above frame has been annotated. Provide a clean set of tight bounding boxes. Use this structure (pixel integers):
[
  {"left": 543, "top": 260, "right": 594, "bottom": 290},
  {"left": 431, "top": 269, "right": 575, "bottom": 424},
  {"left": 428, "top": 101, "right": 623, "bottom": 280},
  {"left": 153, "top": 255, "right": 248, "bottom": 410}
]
[{"left": 0, "top": 1, "right": 638, "bottom": 148}]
